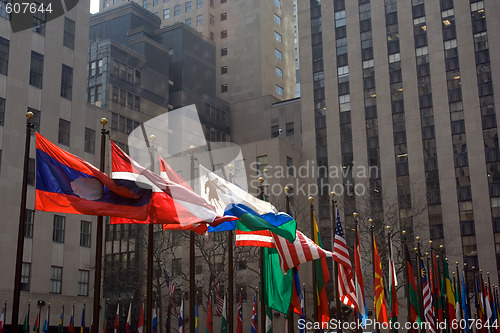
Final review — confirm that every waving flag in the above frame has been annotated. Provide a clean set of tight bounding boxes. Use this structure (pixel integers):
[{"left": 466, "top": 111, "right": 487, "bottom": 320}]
[
  {"left": 236, "top": 295, "right": 243, "bottom": 333},
  {"left": 102, "top": 305, "right": 107, "bottom": 333},
  {"left": 354, "top": 226, "right": 367, "bottom": 325},
  {"left": 23, "top": 310, "right": 29, "bottom": 333},
  {"left": 177, "top": 301, "right": 183, "bottom": 333},
  {"left": 333, "top": 210, "right": 358, "bottom": 310},
  {"left": 152, "top": 303, "right": 157, "bottom": 333},
  {"left": 405, "top": 245, "right": 420, "bottom": 324},
  {"left": 80, "top": 305, "right": 85, "bottom": 333},
  {"left": 462, "top": 272, "right": 470, "bottom": 333},
  {"left": 33, "top": 314, "right": 39, "bottom": 333},
  {"left": 373, "top": 235, "right": 388, "bottom": 325},
  {"left": 265, "top": 307, "right": 272, "bottom": 333},
  {"left": 220, "top": 296, "right": 227, "bottom": 333},
  {"left": 137, "top": 304, "right": 144, "bottom": 333},
  {"left": 42, "top": 310, "right": 48, "bottom": 333},
  {"left": 420, "top": 252, "right": 436, "bottom": 333},
  {"left": 35, "top": 133, "right": 151, "bottom": 219},
  {"left": 69, "top": 309, "right": 74, "bottom": 333},
  {"left": 57, "top": 308, "right": 64, "bottom": 333},
  {"left": 110, "top": 142, "right": 232, "bottom": 233},
  {"left": 113, "top": 304, "right": 119, "bottom": 333},
  {"left": 442, "top": 258, "right": 456, "bottom": 324},
  {"left": 125, "top": 304, "right": 131, "bottom": 333},
  {"left": 290, "top": 268, "right": 303, "bottom": 316},
  {"left": 313, "top": 213, "right": 330, "bottom": 324},
  {"left": 388, "top": 235, "right": 398, "bottom": 326},
  {"left": 0, "top": 303, "right": 5, "bottom": 333},
  {"left": 236, "top": 230, "right": 275, "bottom": 248},
  {"left": 215, "top": 282, "right": 224, "bottom": 316},
  {"left": 206, "top": 297, "right": 212, "bottom": 333},
  {"left": 251, "top": 295, "right": 258, "bottom": 333}
]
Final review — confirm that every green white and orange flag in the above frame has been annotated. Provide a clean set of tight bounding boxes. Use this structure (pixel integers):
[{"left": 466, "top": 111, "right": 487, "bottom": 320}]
[
  {"left": 313, "top": 212, "right": 330, "bottom": 324},
  {"left": 373, "top": 235, "right": 389, "bottom": 324},
  {"left": 442, "top": 258, "right": 456, "bottom": 323}
]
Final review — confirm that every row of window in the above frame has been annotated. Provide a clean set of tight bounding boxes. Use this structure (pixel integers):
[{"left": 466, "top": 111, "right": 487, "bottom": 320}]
[
  {"left": 27, "top": 51, "right": 74, "bottom": 99},
  {"left": 111, "top": 86, "right": 141, "bottom": 111},
  {"left": 111, "top": 59, "right": 141, "bottom": 85},
  {"left": 144, "top": 0, "right": 203, "bottom": 9},
  {"left": 111, "top": 112, "right": 141, "bottom": 135},
  {"left": 21, "top": 263, "right": 89, "bottom": 296},
  {"left": 25, "top": 213, "right": 92, "bottom": 246}
]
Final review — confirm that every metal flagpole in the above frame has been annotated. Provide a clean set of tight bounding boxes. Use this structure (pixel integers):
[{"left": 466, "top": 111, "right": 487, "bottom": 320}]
[
  {"left": 353, "top": 213, "right": 361, "bottom": 333},
  {"left": 259, "top": 176, "right": 265, "bottom": 333},
  {"left": 227, "top": 165, "right": 234, "bottom": 333},
  {"left": 12, "top": 112, "right": 35, "bottom": 333},
  {"left": 92, "top": 118, "right": 108, "bottom": 333},
  {"left": 188, "top": 146, "right": 197, "bottom": 333},
  {"left": 331, "top": 193, "right": 342, "bottom": 327},
  {"left": 285, "top": 187, "right": 294, "bottom": 333},
  {"left": 369, "top": 219, "right": 381, "bottom": 333},
  {"left": 309, "top": 197, "right": 318, "bottom": 328}
]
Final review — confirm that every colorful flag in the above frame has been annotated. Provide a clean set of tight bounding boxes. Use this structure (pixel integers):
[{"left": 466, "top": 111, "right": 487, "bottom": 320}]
[
  {"left": 177, "top": 300, "right": 183, "bottom": 333},
  {"left": 236, "top": 295, "right": 243, "bottom": 333},
  {"left": 138, "top": 304, "right": 144, "bottom": 333},
  {"left": 462, "top": 272, "right": 470, "bottom": 333},
  {"left": 373, "top": 234, "right": 388, "bottom": 325},
  {"left": 113, "top": 304, "right": 119, "bottom": 333},
  {"left": 125, "top": 304, "right": 131, "bottom": 333},
  {"left": 235, "top": 230, "right": 275, "bottom": 248},
  {"left": 265, "top": 307, "right": 272, "bottom": 333},
  {"left": 267, "top": 230, "right": 333, "bottom": 273},
  {"left": 354, "top": 226, "right": 367, "bottom": 325},
  {"left": 432, "top": 255, "right": 443, "bottom": 324},
  {"left": 152, "top": 303, "right": 157, "bottom": 333},
  {"left": 333, "top": 210, "right": 358, "bottom": 310},
  {"left": 442, "top": 258, "right": 456, "bottom": 324},
  {"left": 194, "top": 300, "right": 198, "bottom": 333},
  {"left": 220, "top": 295, "right": 227, "bottom": 333},
  {"left": 160, "top": 264, "right": 176, "bottom": 298},
  {"left": 103, "top": 304, "right": 108, "bottom": 333},
  {"left": 215, "top": 282, "right": 224, "bottom": 316},
  {"left": 110, "top": 143, "right": 231, "bottom": 232},
  {"left": 420, "top": 252, "right": 436, "bottom": 333},
  {"left": 69, "top": 309, "right": 74, "bottom": 333},
  {"left": 251, "top": 295, "right": 258, "bottom": 333},
  {"left": 23, "top": 310, "right": 29, "bottom": 333},
  {"left": 263, "top": 247, "right": 293, "bottom": 314},
  {"left": 35, "top": 132, "right": 151, "bottom": 219},
  {"left": 206, "top": 297, "right": 212, "bottom": 333},
  {"left": 42, "top": 310, "right": 48, "bottom": 333},
  {"left": 405, "top": 245, "right": 420, "bottom": 324},
  {"left": 33, "top": 313, "right": 39, "bottom": 333},
  {"left": 313, "top": 213, "right": 330, "bottom": 324},
  {"left": 0, "top": 303, "right": 5, "bottom": 333},
  {"left": 80, "top": 305, "right": 85, "bottom": 333},
  {"left": 223, "top": 203, "right": 296, "bottom": 243},
  {"left": 388, "top": 235, "right": 398, "bottom": 326},
  {"left": 58, "top": 308, "right": 64, "bottom": 333},
  {"left": 290, "top": 268, "right": 303, "bottom": 316}
]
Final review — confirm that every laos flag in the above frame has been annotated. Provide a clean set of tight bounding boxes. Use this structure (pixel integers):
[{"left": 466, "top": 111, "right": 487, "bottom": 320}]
[{"left": 35, "top": 133, "right": 151, "bottom": 219}]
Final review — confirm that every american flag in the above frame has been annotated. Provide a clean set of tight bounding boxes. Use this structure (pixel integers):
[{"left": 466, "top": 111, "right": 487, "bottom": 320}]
[
  {"left": 215, "top": 281, "right": 224, "bottom": 316},
  {"left": 419, "top": 252, "right": 436, "bottom": 333},
  {"left": 160, "top": 263, "right": 176, "bottom": 298},
  {"left": 271, "top": 230, "right": 334, "bottom": 273},
  {"left": 333, "top": 210, "right": 359, "bottom": 311}
]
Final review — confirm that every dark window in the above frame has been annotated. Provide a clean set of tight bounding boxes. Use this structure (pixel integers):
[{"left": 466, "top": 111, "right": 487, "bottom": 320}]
[
  {"left": 60, "top": 65, "right": 73, "bottom": 100},
  {"left": 460, "top": 220, "right": 475, "bottom": 236},
  {"left": 286, "top": 122, "right": 294, "bottom": 136},
  {"left": 430, "top": 224, "right": 444, "bottom": 240},
  {"left": 32, "top": 2, "right": 46, "bottom": 35},
  {"left": 63, "top": 18, "right": 75, "bottom": 49},
  {"left": 78, "top": 270, "right": 89, "bottom": 296},
  {"left": 221, "top": 48, "right": 227, "bottom": 56},
  {"left": 29, "top": 52, "right": 43, "bottom": 88},
  {"left": 27, "top": 158, "right": 35, "bottom": 186},
  {"left": 221, "top": 12, "right": 227, "bottom": 21},
  {"left": 0, "top": 97, "right": 4, "bottom": 126},
  {"left": 21, "top": 262, "right": 30, "bottom": 291},
  {"left": 50, "top": 266, "right": 62, "bottom": 294},
  {"left": 53, "top": 215, "right": 65, "bottom": 243},
  {"left": 80, "top": 220, "right": 91, "bottom": 247},
  {"left": 221, "top": 84, "right": 228, "bottom": 93},
  {"left": 0, "top": 37, "right": 8, "bottom": 75},
  {"left": 221, "top": 66, "right": 228, "bottom": 74},
  {"left": 221, "top": 30, "right": 227, "bottom": 39},
  {"left": 25, "top": 209, "right": 34, "bottom": 238},
  {"left": 58, "top": 119, "right": 70, "bottom": 146}
]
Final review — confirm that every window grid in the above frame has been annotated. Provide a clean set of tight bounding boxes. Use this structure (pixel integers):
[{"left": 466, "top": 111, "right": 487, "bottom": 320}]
[
  {"left": 29, "top": 51, "right": 43, "bottom": 89},
  {"left": 84, "top": 128, "right": 95, "bottom": 154},
  {"left": 63, "top": 18, "right": 75, "bottom": 49},
  {"left": 50, "top": 266, "right": 62, "bottom": 294},
  {"left": 80, "top": 220, "right": 91, "bottom": 247},
  {"left": 61, "top": 65, "right": 73, "bottom": 100},
  {"left": 78, "top": 270, "right": 89, "bottom": 296},
  {"left": 25, "top": 209, "right": 34, "bottom": 238},
  {"left": 21, "top": 262, "right": 30, "bottom": 291},
  {"left": 197, "top": 14, "right": 203, "bottom": 26},
  {"left": 53, "top": 215, "right": 65, "bottom": 243},
  {"left": 58, "top": 119, "right": 70, "bottom": 146},
  {"left": 0, "top": 37, "right": 8, "bottom": 75}
]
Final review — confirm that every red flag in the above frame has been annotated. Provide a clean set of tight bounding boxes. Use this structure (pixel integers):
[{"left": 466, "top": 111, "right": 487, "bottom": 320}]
[
  {"left": 0, "top": 303, "right": 5, "bottom": 333},
  {"left": 114, "top": 304, "right": 119, "bottom": 333},
  {"left": 432, "top": 255, "right": 443, "bottom": 323},
  {"left": 206, "top": 297, "right": 212, "bottom": 333},
  {"left": 236, "top": 295, "right": 243, "bottom": 333},
  {"left": 125, "top": 304, "right": 131, "bottom": 333},
  {"left": 373, "top": 235, "right": 389, "bottom": 324},
  {"left": 137, "top": 305, "right": 144, "bottom": 333},
  {"left": 290, "top": 268, "right": 303, "bottom": 316},
  {"left": 110, "top": 142, "right": 233, "bottom": 233}
]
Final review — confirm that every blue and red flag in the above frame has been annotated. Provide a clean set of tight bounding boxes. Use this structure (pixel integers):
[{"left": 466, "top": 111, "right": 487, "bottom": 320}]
[
  {"left": 251, "top": 295, "right": 257, "bottom": 333},
  {"left": 35, "top": 133, "right": 151, "bottom": 219},
  {"left": 290, "top": 267, "right": 303, "bottom": 316}
]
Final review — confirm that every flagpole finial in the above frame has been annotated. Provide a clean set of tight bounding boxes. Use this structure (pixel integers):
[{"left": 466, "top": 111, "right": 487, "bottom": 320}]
[
  {"left": 414, "top": 247, "right": 418, "bottom": 252},
  {"left": 27, "top": 111, "right": 34, "bottom": 119},
  {"left": 415, "top": 236, "right": 420, "bottom": 242},
  {"left": 464, "top": 263, "right": 467, "bottom": 267},
  {"left": 149, "top": 135, "right": 156, "bottom": 143},
  {"left": 446, "top": 257, "right": 448, "bottom": 262},
  {"left": 440, "top": 244, "right": 444, "bottom": 250},
  {"left": 487, "top": 272, "right": 490, "bottom": 276},
  {"left": 480, "top": 269, "right": 483, "bottom": 273},
  {"left": 100, "top": 118, "right": 107, "bottom": 126},
  {"left": 386, "top": 225, "right": 390, "bottom": 231},
  {"left": 189, "top": 145, "right": 195, "bottom": 153},
  {"left": 429, "top": 240, "right": 432, "bottom": 245},
  {"left": 425, "top": 252, "right": 429, "bottom": 256},
  {"left": 368, "top": 218, "right": 373, "bottom": 224},
  {"left": 285, "top": 186, "right": 290, "bottom": 193},
  {"left": 456, "top": 261, "right": 459, "bottom": 265},
  {"left": 436, "top": 255, "right": 440, "bottom": 259},
  {"left": 330, "top": 191, "right": 335, "bottom": 197},
  {"left": 259, "top": 177, "right": 264, "bottom": 184},
  {"left": 472, "top": 266, "right": 475, "bottom": 270},
  {"left": 308, "top": 196, "right": 313, "bottom": 203},
  {"left": 353, "top": 212, "right": 358, "bottom": 218},
  {"left": 402, "top": 230, "right": 406, "bottom": 235}
]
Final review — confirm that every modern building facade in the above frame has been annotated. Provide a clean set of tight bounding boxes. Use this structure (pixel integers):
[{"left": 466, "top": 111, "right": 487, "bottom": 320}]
[
  {"left": 297, "top": 0, "right": 500, "bottom": 301},
  {"left": 0, "top": 0, "right": 100, "bottom": 329},
  {"left": 99, "top": 0, "right": 297, "bottom": 103}
]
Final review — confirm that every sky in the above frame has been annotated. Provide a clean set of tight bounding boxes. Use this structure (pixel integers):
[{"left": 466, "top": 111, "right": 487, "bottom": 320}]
[{"left": 90, "top": 0, "right": 98, "bottom": 14}]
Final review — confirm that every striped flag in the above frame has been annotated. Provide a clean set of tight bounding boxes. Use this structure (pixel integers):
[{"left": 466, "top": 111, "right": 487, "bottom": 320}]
[
  {"left": 333, "top": 210, "right": 358, "bottom": 310},
  {"left": 373, "top": 235, "right": 388, "bottom": 325},
  {"left": 215, "top": 282, "right": 224, "bottom": 316},
  {"left": 251, "top": 295, "right": 257, "bottom": 333},
  {"left": 160, "top": 263, "right": 176, "bottom": 297},
  {"left": 137, "top": 304, "right": 144, "bottom": 333},
  {"left": 152, "top": 303, "right": 158, "bottom": 333},
  {"left": 270, "top": 230, "right": 334, "bottom": 273},
  {"left": 354, "top": 227, "right": 367, "bottom": 324},
  {"left": 235, "top": 230, "right": 274, "bottom": 248},
  {"left": 419, "top": 252, "right": 436, "bottom": 333}
]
